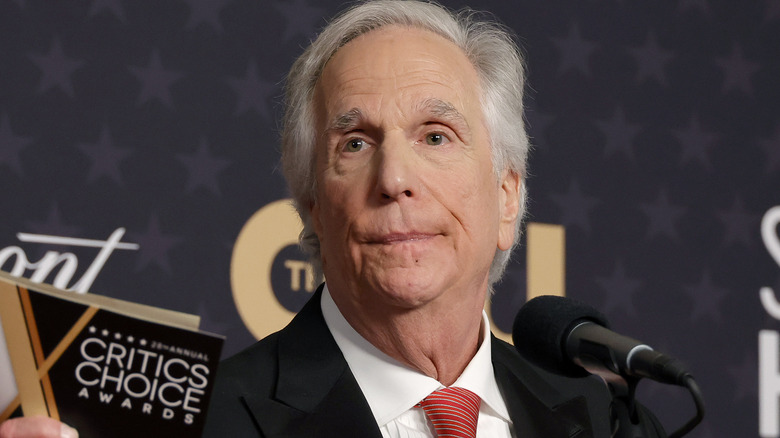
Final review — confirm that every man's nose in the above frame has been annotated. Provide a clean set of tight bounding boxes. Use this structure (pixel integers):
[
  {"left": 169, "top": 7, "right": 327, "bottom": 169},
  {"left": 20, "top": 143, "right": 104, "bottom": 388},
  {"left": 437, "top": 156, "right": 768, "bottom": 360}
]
[{"left": 374, "top": 135, "right": 417, "bottom": 201}]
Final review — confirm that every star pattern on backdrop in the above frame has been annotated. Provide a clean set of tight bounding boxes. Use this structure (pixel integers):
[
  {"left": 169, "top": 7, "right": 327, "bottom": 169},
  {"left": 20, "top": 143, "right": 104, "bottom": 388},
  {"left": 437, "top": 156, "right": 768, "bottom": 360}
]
[
  {"left": 129, "top": 49, "right": 184, "bottom": 108},
  {"left": 766, "top": 0, "right": 780, "bottom": 23},
  {"left": 628, "top": 31, "right": 674, "bottom": 86},
  {"left": 551, "top": 23, "right": 596, "bottom": 76},
  {"left": 0, "top": 113, "right": 32, "bottom": 177},
  {"left": 181, "top": 0, "right": 232, "bottom": 32},
  {"left": 595, "top": 106, "right": 641, "bottom": 161},
  {"left": 678, "top": 0, "right": 711, "bottom": 16},
  {"left": 715, "top": 43, "right": 760, "bottom": 96},
  {"left": 683, "top": 270, "right": 729, "bottom": 323},
  {"left": 87, "top": 0, "right": 126, "bottom": 22},
  {"left": 717, "top": 196, "right": 759, "bottom": 248},
  {"left": 728, "top": 352, "right": 757, "bottom": 401},
  {"left": 638, "top": 190, "right": 685, "bottom": 241},
  {"left": 1, "top": 2, "right": 778, "bottom": 434},
  {"left": 24, "top": 203, "right": 82, "bottom": 239},
  {"left": 525, "top": 106, "right": 555, "bottom": 149},
  {"left": 549, "top": 178, "right": 600, "bottom": 234},
  {"left": 595, "top": 260, "right": 642, "bottom": 317},
  {"left": 759, "top": 125, "right": 780, "bottom": 174},
  {"left": 273, "top": 0, "right": 325, "bottom": 42},
  {"left": 673, "top": 115, "right": 718, "bottom": 171},
  {"left": 176, "top": 138, "right": 231, "bottom": 195},
  {"left": 76, "top": 126, "right": 132, "bottom": 185},
  {"left": 130, "top": 214, "right": 184, "bottom": 274},
  {"left": 227, "top": 59, "right": 276, "bottom": 119},
  {"left": 28, "top": 38, "right": 84, "bottom": 97}
]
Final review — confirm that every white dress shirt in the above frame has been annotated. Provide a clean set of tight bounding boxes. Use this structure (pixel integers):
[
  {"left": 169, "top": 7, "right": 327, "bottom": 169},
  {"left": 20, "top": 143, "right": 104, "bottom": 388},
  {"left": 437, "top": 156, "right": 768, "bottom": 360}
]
[{"left": 320, "top": 285, "right": 515, "bottom": 438}]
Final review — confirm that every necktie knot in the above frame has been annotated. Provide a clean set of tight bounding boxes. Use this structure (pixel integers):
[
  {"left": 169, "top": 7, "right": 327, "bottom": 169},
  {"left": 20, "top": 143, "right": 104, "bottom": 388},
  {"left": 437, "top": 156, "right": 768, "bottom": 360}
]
[{"left": 417, "top": 386, "right": 481, "bottom": 437}]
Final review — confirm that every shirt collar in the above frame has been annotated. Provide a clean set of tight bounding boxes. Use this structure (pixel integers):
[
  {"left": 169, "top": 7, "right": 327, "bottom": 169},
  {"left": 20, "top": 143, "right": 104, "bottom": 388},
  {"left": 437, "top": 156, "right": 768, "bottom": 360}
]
[{"left": 320, "top": 284, "right": 511, "bottom": 427}]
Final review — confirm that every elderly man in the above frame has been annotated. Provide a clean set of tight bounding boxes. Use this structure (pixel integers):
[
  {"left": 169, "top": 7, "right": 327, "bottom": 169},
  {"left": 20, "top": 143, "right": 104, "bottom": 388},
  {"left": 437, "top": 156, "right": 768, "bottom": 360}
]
[
  {"left": 205, "top": 1, "right": 613, "bottom": 437},
  {"left": 0, "top": 1, "right": 613, "bottom": 438}
]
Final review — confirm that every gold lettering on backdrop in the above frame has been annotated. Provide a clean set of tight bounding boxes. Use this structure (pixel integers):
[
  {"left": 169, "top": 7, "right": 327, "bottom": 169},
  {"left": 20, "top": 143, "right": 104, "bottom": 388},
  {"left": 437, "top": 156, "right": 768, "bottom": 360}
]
[
  {"left": 488, "top": 223, "right": 566, "bottom": 344},
  {"left": 231, "top": 199, "right": 567, "bottom": 342},
  {"left": 230, "top": 200, "right": 303, "bottom": 340},
  {"left": 526, "top": 223, "right": 566, "bottom": 300},
  {"left": 283, "top": 260, "right": 316, "bottom": 292}
]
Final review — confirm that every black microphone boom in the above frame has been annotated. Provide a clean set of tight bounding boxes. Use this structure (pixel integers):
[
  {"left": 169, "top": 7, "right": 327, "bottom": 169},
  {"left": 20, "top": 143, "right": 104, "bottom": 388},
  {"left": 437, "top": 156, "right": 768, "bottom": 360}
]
[
  {"left": 512, "top": 295, "right": 691, "bottom": 386},
  {"left": 513, "top": 295, "right": 705, "bottom": 438}
]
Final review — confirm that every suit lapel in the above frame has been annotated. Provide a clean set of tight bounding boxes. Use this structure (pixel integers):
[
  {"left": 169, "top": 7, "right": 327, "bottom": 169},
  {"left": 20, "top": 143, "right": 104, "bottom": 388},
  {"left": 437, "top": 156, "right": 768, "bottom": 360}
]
[
  {"left": 236, "top": 289, "right": 595, "bottom": 438},
  {"left": 241, "top": 286, "right": 382, "bottom": 438},
  {"left": 492, "top": 336, "right": 595, "bottom": 438}
]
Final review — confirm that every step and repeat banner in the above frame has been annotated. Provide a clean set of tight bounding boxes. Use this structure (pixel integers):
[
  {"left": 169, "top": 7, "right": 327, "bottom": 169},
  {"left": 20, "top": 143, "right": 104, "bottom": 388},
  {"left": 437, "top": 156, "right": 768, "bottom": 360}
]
[{"left": 1, "top": 0, "right": 779, "bottom": 436}]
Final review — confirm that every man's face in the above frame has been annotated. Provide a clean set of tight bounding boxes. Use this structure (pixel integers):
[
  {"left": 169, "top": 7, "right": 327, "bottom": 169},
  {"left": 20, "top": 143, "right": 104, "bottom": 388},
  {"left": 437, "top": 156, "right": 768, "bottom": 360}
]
[{"left": 311, "top": 26, "right": 520, "bottom": 313}]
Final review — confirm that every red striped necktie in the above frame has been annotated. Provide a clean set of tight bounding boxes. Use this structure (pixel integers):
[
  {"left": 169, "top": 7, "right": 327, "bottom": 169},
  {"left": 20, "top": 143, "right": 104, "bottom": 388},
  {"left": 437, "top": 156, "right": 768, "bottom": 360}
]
[{"left": 417, "top": 386, "right": 481, "bottom": 438}]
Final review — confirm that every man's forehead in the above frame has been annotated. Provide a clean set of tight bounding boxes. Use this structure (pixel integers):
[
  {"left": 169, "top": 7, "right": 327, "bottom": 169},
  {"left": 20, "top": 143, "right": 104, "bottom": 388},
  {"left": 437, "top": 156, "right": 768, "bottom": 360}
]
[
  {"left": 318, "top": 26, "right": 476, "bottom": 89},
  {"left": 314, "top": 26, "right": 482, "bottom": 126}
]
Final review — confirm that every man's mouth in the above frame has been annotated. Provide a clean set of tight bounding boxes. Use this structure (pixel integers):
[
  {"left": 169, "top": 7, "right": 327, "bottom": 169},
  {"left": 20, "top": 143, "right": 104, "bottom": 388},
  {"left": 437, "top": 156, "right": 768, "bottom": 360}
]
[{"left": 369, "top": 232, "right": 438, "bottom": 244}]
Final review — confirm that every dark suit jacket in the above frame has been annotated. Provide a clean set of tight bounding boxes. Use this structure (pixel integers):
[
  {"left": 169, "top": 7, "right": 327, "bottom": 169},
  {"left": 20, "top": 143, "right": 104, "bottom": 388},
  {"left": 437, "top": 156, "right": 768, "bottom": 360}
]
[{"left": 203, "top": 287, "right": 614, "bottom": 437}]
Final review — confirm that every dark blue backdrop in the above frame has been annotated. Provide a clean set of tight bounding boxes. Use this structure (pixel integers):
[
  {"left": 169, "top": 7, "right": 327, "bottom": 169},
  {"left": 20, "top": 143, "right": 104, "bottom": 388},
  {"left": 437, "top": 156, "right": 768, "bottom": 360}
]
[{"left": 2, "top": 0, "right": 780, "bottom": 436}]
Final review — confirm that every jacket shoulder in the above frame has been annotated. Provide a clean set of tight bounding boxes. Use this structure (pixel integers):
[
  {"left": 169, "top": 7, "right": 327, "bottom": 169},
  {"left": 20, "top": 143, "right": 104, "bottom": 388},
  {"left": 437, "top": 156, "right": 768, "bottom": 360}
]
[
  {"left": 203, "top": 333, "right": 281, "bottom": 437},
  {"left": 491, "top": 336, "right": 613, "bottom": 437}
]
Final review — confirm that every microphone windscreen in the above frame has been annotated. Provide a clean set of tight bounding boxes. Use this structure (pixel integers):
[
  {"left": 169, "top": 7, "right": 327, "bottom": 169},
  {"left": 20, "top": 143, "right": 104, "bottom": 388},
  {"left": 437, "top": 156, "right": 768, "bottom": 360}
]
[{"left": 512, "top": 295, "right": 609, "bottom": 378}]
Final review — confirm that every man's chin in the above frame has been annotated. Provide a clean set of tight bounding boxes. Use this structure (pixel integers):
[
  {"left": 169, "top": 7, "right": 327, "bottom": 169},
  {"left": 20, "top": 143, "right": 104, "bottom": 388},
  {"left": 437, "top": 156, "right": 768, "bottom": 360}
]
[{"left": 362, "top": 270, "right": 448, "bottom": 309}]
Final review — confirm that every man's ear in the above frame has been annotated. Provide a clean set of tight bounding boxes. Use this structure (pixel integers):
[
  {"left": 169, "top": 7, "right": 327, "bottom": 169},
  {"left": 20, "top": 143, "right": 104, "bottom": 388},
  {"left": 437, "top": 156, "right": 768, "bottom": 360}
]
[{"left": 497, "top": 171, "right": 522, "bottom": 251}]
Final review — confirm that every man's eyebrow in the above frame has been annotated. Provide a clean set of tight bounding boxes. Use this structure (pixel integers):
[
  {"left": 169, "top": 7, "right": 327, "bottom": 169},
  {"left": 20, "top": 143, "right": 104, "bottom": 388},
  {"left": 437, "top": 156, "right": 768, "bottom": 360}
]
[
  {"left": 327, "top": 108, "right": 364, "bottom": 132},
  {"left": 418, "top": 98, "right": 469, "bottom": 128},
  {"left": 325, "top": 99, "right": 469, "bottom": 133}
]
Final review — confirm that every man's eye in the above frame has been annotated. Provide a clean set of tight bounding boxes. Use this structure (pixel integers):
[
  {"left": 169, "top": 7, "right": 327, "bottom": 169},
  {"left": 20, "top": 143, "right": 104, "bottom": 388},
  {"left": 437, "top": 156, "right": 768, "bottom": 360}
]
[
  {"left": 425, "top": 133, "right": 449, "bottom": 146},
  {"left": 344, "top": 138, "right": 366, "bottom": 152}
]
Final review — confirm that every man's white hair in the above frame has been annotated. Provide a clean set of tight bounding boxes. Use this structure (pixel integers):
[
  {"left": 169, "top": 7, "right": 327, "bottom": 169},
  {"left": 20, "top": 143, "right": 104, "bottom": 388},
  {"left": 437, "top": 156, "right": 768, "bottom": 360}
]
[{"left": 280, "top": 0, "right": 530, "bottom": 289}]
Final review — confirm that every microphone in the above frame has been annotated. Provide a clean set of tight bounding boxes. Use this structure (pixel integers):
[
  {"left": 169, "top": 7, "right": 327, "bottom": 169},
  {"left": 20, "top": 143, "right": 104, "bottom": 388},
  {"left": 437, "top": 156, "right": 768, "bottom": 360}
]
[{"left": 512, "top": 295, "right": 691, "bottom": 386}]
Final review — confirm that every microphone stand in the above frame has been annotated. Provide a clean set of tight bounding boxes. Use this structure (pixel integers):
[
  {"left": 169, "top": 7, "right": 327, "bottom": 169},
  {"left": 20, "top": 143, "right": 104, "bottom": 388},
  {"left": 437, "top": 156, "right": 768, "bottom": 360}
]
[
  {"left": 605, "top": 372, "right": 704, "bottom": 438},
  {"left": 607, "top": 375, "right": 668, "bottom": 438}
]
